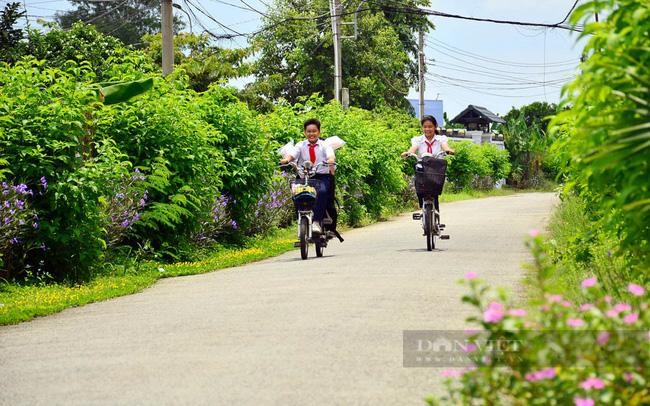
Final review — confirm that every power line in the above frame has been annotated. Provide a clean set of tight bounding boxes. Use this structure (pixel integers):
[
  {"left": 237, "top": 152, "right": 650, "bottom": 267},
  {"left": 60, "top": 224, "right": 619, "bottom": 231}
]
[
  {"left": 425, "top": 45, "right": 577, "bottom": 76},
  {"left": 365, "top": 0, "right": 583, "bottom": 32},
  {"left": 425, "top": 37, "right": 579, "bottom": 67}
]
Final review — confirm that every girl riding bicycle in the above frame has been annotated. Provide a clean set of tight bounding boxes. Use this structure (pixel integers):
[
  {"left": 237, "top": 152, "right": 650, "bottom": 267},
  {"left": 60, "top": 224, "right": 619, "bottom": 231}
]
[{"left": 401, "top": 115, "right": 454, "bottom": 211}]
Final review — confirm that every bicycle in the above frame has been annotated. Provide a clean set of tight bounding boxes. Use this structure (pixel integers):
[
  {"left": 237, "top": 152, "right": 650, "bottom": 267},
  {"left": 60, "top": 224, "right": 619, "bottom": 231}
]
[
  {"left": 404, "top": 153, "right": 450, "bottom": 251},
  {"left": 282, "top": 161, "right": 342, "bottom": 260}
]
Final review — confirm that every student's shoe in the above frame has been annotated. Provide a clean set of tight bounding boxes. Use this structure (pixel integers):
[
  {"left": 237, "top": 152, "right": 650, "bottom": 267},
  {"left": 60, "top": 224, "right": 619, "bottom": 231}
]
[{"left": 312, "top": 222, "right": 322, "bottom": 234}]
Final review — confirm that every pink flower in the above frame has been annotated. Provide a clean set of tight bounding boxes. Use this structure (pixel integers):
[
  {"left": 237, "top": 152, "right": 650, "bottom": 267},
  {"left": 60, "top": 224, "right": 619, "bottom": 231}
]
[
  {"left": 623, "top": 372, "right": 633, "bottom": 383},
  {"left": 581, "top": 277, "right": 597, "bottom": 288},
  {"left": 574, "top": 398, "right": 595, "bottom": 406},
  {"left": 568, "top": 318, "right": 585, "bottom": 328},
  {"left": 614, "top": 303, "right": 632, "bottom": 312},
  {"left": 465, "top": 271, "right": 478, "bottom": 280},
  {"left": 604, "top": 295, "right": 612, "bottom": 303},
  {"left": 562, "top": 300, "right": 573, "bottom": 308},
  {"left": 596, "top": 331, "right": 610, "bottom": 345},
  {"left": 547, "top": 294, "right": 563, "bottom": 303},
  {"left": 525, "top": 368, "right": 556, "bottom": 382},
  {"left": 628, "top": 283, "right": 645, "bottom": 296},
  {"left": 580, "top": 377, "right": 605, "bottom": 390},
  {"left": 528, "top": 228, "right": 541, "bottom": 237},
  {"left": 580, "top": 303, "right": 594, "bottom": 312},
  {"left": 508, "top": 308, "right": 527, "bottom": 317},
  {"left": 483, "top": 301, "right": 505, "bottom": 323},
  {"left": 441, "top": 369, "right": 463, "bottom": 378},
  {"left": 540, "top": 367, "right": 556, "bottom": 379},
  {"left": 463, "top": 343, "right": 478, "bottom": 353},
  {"left": 606, "top": 309, "right": 620, "bottom": 318},
  {"left": 623, "top": 313, "right": 639, "bottom": 325}
]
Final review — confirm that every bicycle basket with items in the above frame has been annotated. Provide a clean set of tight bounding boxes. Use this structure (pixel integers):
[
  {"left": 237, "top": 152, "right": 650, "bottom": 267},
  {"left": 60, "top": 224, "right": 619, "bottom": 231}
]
[
  {"left": 414, "top": 156, "right": 447, "bottom": 198},
  {"left": 290, "top": 178, "right": 320, "bottom": 211}
]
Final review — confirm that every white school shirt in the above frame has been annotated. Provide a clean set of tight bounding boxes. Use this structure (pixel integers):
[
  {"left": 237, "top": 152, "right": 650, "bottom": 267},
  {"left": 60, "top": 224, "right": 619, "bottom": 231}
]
[
  {"left": 291, "top": 139, "right": 335, "bottom": 175},
  {"left": 411, "top": 134, "right": 449, "bottom": 158}
]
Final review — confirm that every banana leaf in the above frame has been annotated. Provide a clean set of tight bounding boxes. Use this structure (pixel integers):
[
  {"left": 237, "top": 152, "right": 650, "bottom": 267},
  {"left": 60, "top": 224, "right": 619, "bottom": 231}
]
[{"left": 98, "top": 78, "right": 154, "bottom": 105}]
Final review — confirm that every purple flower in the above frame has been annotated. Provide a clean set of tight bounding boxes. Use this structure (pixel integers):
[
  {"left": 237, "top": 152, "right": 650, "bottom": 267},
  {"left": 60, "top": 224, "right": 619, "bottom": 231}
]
[
  {"left": 230, "top": 220, "right": 238, "bottom": 230},
  {"left": 139, "top": 198, "right": 146, "bottom": 208},
  {"left": 116, "top": 193, "right": 125, "bottom": 199},
  {"left": 14, "top": 184, "right": 29, "bottom": 194},
  {"left": 9, "top": 237, "right": 20, "bottom": 245},
  {"left": 120, "top": 220, "right": 130, "bottom": 228},
  {"left": 32, "top": 221, "right": 38, "bottom": 229},
  {"left": 40, "top": 176, "right": 48, "bottom": 191}
]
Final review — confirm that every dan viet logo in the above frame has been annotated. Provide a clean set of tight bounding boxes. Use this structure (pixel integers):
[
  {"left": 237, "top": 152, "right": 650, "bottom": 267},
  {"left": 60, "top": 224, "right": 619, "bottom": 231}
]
[{"left": 403, "top": 330, "right": 522, "bottom": 367}]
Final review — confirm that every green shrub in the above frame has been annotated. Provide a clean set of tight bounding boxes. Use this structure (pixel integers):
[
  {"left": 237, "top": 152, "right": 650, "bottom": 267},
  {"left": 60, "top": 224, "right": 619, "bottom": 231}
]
[
  {"left": 551, "top": 0, "right": 650, "bottom": 271},
  {"left": 96, "top": 77, "right": 226, "bottom": 253},
  {"left": 0, "top": 60, "right": 130, "bottom": 280},
  {"left": 197, "top": 85, "right": 275, "bottom": 235}
]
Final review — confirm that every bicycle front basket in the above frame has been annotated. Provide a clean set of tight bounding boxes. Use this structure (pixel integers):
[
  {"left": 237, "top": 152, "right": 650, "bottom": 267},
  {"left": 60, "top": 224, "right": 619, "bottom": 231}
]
[
  {"left": 290, "top": 178, "right": 320, "bottom": 210},
  {"left": 414, "top": 157, "right": 447, "bottom": 197}
]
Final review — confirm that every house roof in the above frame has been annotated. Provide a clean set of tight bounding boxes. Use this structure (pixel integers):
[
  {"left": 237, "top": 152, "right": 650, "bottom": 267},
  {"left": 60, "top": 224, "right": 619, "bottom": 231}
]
[{"left": 450, "top": 105, "right": 506, "bottom": 125}]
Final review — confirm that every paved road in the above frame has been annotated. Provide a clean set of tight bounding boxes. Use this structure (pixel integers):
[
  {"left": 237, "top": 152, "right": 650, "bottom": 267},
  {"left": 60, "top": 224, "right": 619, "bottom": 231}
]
[{"left": 0, "top": 193, "right": 556, "bottom": 406}]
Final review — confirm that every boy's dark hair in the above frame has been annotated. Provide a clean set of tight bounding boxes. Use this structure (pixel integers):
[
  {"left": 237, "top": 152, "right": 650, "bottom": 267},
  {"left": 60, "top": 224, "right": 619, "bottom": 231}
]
[
  {"left": 420, "top": 115, "right": 438, "bottom": 127},
  {"left": 304, "top": 118, "right": 321, "bottom": 130}
]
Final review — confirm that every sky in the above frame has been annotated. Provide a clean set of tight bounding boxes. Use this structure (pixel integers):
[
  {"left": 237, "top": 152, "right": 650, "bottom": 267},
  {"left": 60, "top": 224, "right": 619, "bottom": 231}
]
[{"left": 11, "top": 0, "right": 589, "bottom": 118}]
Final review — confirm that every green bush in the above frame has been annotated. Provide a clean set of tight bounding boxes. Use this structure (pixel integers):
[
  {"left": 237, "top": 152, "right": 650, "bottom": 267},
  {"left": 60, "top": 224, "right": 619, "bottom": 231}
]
[
  {"left": 0, "top": 60, "right": 131, "bottom": 280},
  {"left": 96, "top": 77, "right": 226, "bottom": 254},
  {"left": 197, "top": 85, "right": 275, "bottom": 235},
  {"left": 551, "top": 0, "right": 650, "bottom": 271}
]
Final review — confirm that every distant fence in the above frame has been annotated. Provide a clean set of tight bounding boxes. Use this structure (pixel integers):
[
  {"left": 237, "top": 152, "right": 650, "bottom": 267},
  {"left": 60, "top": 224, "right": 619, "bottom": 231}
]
[{"left": 441, "top": 129, "right": 505, "bottom": 150}]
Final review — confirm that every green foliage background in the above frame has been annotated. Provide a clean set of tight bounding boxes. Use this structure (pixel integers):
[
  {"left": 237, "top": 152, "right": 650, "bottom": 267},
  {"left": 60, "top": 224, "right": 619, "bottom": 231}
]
[{"left": 550, "top": 0, "right": 649, "bottom": 274}]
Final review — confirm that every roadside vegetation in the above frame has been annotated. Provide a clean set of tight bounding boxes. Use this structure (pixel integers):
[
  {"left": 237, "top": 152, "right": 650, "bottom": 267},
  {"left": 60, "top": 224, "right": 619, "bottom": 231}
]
[{"left": 431, "top": 1, "right": 649, "bottom": 404}]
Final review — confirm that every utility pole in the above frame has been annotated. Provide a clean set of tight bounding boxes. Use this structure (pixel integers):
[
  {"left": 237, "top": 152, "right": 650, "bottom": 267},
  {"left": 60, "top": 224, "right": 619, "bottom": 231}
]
[
  {"left": 161, "top": 0, "right": 174, "bottom": 76},
  {"left": 418, "top": 30, "right": 425, "bottom": 119},
  {"left": 329, "top": 0, "right": 343, "bottom": 103}
]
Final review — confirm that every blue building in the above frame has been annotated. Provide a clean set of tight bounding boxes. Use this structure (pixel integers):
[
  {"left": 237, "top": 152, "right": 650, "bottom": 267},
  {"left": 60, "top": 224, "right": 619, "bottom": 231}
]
[{"left": 407, "top": 99, "right": 444, "bottom": 126}]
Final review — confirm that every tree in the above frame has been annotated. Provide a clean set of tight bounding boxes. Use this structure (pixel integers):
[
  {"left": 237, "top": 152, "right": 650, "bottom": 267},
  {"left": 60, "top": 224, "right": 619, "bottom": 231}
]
[
  {"left": 143, "top": 33, "right": 252, "bottom": 92},
  {"left": 56, "top": 0, "right": 183, "bottom": 46},
  {"left": 21, "top": 22, "right": 154, "bottom": 80},
  {"left": 502, "top": 101, "right": 558, "bottom": 130},
  {"left": 0, "top": 2, "right": 26, "bottom": 63},
  {"left": 245, "top": 0, "right": 432, "bottom": 111}
]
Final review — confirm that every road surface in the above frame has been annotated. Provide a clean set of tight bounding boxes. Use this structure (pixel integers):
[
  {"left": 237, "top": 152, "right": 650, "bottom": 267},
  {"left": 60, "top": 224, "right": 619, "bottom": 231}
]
[{"left": 0, "top": 193, "right": 556, "bottom": 405}]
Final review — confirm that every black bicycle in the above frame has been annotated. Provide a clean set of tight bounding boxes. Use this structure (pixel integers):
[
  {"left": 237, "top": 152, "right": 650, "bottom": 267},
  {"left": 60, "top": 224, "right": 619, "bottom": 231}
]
[{"left": 405, "top": 153, "right": 450, "bottom": 251}]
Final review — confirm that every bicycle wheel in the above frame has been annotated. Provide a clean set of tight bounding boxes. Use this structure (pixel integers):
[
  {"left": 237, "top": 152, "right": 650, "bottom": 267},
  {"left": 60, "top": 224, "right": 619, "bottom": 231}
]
[
  {"left": 300, "top": 216, "right": 309, "bottom": 260},
  {"left": 424, "top": 205, "right": 433, "bottom": 251},
  {"left": 315, "top": 239, "right": 324, "bottom": 257}
]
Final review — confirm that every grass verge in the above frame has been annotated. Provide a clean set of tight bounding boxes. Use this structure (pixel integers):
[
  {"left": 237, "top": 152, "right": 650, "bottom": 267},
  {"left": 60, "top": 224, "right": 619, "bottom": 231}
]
[
  {"left": 0, "top": 228, "right": 296, "bottom": 325},
  {"left": 0, "top": 188, "right": 520, "bottom": 326}
]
